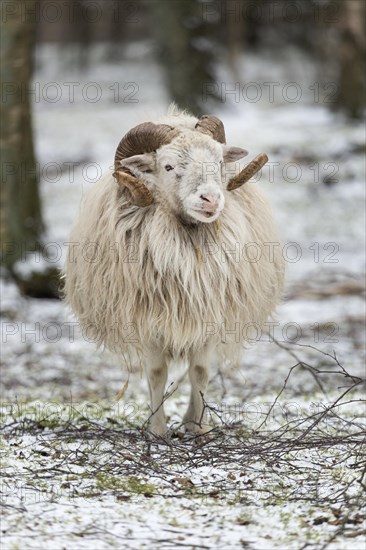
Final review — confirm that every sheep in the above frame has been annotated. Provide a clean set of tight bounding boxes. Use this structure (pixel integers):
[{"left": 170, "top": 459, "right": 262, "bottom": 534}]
[{"left": 64, "top": 106, "right": 285, "bottom": 436}]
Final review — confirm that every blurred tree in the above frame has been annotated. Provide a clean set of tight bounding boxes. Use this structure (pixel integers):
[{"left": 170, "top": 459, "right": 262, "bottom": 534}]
[
  {"left": 336, "top": 0, "right": 365, "bottom": 119},
  {"left": 0, "top": 0, "right": 42, "bottom": 267},
  {"left": 0, "top": 0, "right": 59, "bottom": 297},
  {"left": 106, "top": 0, "right": 128, "bottom": 61},
  {"left": 149, "top": 0, "right": 221, "bottom": 115},
  {"left": 219, "top": 0, "right": 247, "bottom": 82},
  {"left": 75, "top": 0, "right": 92, "bottom": 71}
]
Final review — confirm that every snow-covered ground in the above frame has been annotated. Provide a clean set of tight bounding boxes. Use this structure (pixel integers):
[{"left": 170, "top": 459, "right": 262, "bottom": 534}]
[{"left": 1, "top": 45, "right": 365, "bottom": 549}]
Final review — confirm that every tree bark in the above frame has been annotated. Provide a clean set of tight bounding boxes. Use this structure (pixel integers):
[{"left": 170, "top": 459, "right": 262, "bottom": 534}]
[
  {"left": 337, "top": 0, "right": 366, "bottom": 118},
  {"left": 0, "top": 0, "right": 43, "bottom": 268},
  {"left": 149, "top": 0, "right": 221, "bottom": 115},
  {"left": 1, "top": 1, "right": 59, "bottom": 297}
]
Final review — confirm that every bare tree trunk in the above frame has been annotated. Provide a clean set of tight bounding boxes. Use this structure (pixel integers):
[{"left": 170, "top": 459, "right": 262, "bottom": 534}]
[
  {"left": 0, "top": 0, "right": 43, "bottom": 267},
  {"left": 336, "top": 0, "right": 366, "bottom": 118},
  {"left": 224, "top": 0, "right": 246, "bottom": 83},
  {"left": 75, "top": 0, "right": 92, "bottom": 71},
  {"left": 0, "top": 0, "right": 59, "bottom": 297},
  {"left": 149, "top": 0, "right": 221, "bottom": 115}
]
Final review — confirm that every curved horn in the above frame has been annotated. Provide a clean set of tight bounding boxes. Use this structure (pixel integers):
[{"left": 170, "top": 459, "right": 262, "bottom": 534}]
[
  {"left": 195, "top": 115, "right": 226, "bottom": 144},
  {"left": 113, "top": 122, "right": 179, "bottom": 207},
  {"left": 227, "top": 153, "right": 269, "bottom": 191},
  {"left": 113, "top": 171, "right": 154, "bottom": 207}
]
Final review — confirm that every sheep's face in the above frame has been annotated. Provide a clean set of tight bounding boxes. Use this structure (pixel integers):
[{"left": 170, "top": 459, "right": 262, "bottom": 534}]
[{"left": 120, "top": 131, "right": 247, "bottom": 224}]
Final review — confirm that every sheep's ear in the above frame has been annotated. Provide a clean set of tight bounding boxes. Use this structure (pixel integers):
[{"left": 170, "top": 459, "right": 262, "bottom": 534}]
[
  {"left": 119, "top": 153, "right": 155, "bottom": 174},
  {"left": 223, "top": 146, "right": 248, "bottom": 163}
]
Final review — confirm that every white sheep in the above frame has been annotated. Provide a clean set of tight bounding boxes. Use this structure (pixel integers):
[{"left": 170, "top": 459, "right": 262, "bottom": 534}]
[{"left": 64, "top": 106, "right": 285, "bottom": 436}]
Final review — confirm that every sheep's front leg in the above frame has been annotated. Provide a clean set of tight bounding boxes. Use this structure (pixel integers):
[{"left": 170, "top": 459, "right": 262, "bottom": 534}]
[
  {"left": 145, "top": 352, "right": 168, "bottom": 436},
  {"left": 183, "top": 356, "right": 210, "bottom": 434}
]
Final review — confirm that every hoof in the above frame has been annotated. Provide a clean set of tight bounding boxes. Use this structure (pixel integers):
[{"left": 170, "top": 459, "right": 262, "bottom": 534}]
[
  {"left": 183, "top": 420, "right": 211, "bottom": 435},
  {"left": 148, "top": 421, "right": 168, "bottom": 439}
]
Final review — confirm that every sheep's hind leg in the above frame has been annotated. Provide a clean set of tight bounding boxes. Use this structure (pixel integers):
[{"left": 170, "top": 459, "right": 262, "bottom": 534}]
[
  {"left": 183, "top": 360, "right": 210, "bottom": 434},
  {"left": 145, "top": 352, "right": 168, "bottom": 436}
]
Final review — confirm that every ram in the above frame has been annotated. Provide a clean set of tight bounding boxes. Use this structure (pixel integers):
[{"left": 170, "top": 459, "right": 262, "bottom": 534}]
[{"left": 64, "top": 107, "right": 285, "bottom": 436}]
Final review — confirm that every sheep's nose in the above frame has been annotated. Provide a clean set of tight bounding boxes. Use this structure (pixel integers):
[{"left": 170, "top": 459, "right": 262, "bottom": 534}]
[
  {"left": 200, "top": 193, "right": 221, "bottom": 214},
  {"left": 200, "top": 194, "right": 219, "bottom": 206}
]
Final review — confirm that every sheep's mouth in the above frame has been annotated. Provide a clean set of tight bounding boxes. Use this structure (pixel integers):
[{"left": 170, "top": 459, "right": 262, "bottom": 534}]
[
  {"left": 187, "top": 208, "right": 221, "bottom": 224},
  {"left": 191, "top": 207, "right": 217, "bottom": 218}
]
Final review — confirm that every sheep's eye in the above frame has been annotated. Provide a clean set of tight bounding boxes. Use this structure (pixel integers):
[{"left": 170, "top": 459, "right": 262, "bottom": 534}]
[{"left": 165, "top": 164, "right": 174, "bottom": 172}]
